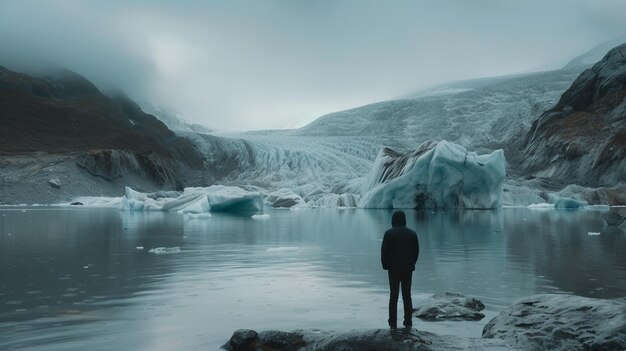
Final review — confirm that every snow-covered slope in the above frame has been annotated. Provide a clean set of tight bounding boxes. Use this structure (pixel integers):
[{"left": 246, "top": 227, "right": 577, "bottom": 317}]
[
  {"left": 141, "top": 104, "right": 213, "bottom": 134},
  {"left": 292, "top": 69, "right": 582, "bottom": 159}
]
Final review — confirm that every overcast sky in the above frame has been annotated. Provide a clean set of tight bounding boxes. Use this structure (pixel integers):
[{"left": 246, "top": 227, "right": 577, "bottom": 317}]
[{"left": 1, "top": 1, "right": 626, "bottom": 131}]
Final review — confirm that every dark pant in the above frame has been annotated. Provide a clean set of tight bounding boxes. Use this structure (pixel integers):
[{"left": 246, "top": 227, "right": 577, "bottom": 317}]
[{"left": 388, "top": 270, "right": 413, "bottom": 327}]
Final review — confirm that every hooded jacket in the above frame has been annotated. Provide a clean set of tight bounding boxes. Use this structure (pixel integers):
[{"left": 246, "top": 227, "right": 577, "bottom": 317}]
[{"left": 381, "top": 211, "right": 419, "bottom": 271}]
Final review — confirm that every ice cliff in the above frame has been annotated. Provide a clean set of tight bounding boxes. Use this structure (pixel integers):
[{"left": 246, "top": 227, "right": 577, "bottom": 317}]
[{"left": 359, "top": 141, "right": 505, "bottom": 209}]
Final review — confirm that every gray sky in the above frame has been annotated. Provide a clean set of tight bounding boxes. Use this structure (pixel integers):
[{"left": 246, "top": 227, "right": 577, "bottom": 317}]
[{"left": 1, "top": 0, "right": 626, "bottom": 131}]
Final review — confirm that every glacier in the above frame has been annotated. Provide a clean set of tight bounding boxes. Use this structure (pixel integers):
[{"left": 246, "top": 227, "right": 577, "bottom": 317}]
[{"left": 359, "top": 141, "right": 505, "bottom": 209}]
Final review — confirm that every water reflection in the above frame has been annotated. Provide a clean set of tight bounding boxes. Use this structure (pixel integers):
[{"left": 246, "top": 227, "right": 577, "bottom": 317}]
[{"left": 0, "top": 207, "right": 624, "bottom": 350}]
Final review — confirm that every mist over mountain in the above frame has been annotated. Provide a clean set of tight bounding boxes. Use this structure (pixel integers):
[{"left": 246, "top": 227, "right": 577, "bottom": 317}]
[{"left": 1, "top": 41, "right": 625, "bottom": 206}]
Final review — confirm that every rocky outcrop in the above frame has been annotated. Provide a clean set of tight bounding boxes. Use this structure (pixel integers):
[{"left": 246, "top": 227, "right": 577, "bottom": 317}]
[
  {"left": 0, "top": 65, "right": 208, "bottom": 202},
  {"left": 414, "top": 292, "right": 485, "bottom": 321},
  {"left": 483, "top": 294, "right": 626, "bottom": 351},
  {"left": 222, "top": 328, "right": 509, "bottom": 351},
  {"left": 76, "top": 149, "right": 181, "bottom": 189},
  {"left": 522, "top": 43, "right": 626, "bottom": 187},
  {"left": 223, "top": 294, "right": 626, "bottom": 351}
]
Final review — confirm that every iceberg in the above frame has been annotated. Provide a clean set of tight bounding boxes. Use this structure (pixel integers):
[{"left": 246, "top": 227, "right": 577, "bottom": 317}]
[
  {"left": 120, "top": 186, "right": 263, "bottom": 213},
  {"left": 359, "top": 141, "right": 505, "bottom": 209},
  {"left": 553, "top": 196, "right": 588, "bottom": 209}
]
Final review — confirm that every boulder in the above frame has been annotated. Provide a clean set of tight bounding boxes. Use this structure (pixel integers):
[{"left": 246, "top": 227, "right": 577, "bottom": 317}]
[
  {"left": 222, "top": 328, "right": 508, "bottom": 351},
  {"left": 224, "top": 329, "right": 259, "bottom": 351},
  {"left": 222, "top": 329, "right": 304, "bottom": 351},
  {"left": 414, "top": 292, "right": 485, "bottom": 321},
  {"left": 482, "top": 294, "right": 626, "bottom": 351},
  {"left": 48, "top": 177, "right": 61, "bottom": 189}
]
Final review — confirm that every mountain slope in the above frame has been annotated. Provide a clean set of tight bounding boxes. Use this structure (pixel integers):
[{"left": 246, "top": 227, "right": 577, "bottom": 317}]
[
  {"left": 0, "top": 65, "right": 202, "bottom": 167},
  {"left": 292, "top": 66, "right": 583, "bottom": 162},
  {"left": 522, "top": 44, "right": 626, "bottom": 187},
  {"left": 0, "top": 66, "right": 207, "bottom": 204}
]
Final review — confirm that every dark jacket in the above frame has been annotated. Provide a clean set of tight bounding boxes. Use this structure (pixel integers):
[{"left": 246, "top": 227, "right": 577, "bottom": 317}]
[{"left": 381, "top": 211, "right": 419, "bottom": 271}]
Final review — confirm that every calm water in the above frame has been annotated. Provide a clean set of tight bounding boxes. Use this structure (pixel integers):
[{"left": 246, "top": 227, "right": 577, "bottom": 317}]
[{"left": 1, "top": 207, "right": 625, "bottom": 350}]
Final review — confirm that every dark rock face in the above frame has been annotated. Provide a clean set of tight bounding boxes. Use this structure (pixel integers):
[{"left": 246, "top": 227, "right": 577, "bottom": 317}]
[
  {"left": 414, "top": 292, "right": 485, "bottom": 321},
  {"left": 522, "top": 43, "right": 626, "bottom": 187},
  {"left": 76, "top": 149, "right": 179, "bottom": 188},
  {"left": 0, "top": 65, "right": 204, "bottom": 170},
  {"left": 483, "top": 294, "right": 626, "bottom": 351}
]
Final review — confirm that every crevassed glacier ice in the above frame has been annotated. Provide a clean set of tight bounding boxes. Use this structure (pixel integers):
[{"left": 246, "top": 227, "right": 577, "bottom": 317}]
[
  {"left": 120, "top": 186, "right": 263, "bottom": 212},
  {"left": 359, "top": 140, "right": 505, "bottom": 209}
]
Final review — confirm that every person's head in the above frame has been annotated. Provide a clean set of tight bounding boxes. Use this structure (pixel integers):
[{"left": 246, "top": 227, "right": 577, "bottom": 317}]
[{"left": 391, "top": 210, "right": 406, "bottom": 227}]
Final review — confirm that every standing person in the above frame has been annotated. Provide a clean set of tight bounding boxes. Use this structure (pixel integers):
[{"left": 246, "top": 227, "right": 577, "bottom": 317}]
[{"left": 381, "top": 210, "right": 419, "bottom": 329}]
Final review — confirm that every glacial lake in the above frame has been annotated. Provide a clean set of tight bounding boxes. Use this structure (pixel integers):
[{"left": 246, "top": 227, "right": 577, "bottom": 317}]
[{"left": 1, "top": 207, "right": 625, "bottom": 350}]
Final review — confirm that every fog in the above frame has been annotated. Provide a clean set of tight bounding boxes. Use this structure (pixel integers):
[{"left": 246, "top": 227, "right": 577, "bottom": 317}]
[{"left": 1, "top": 0, "right": 625, "bottom": 131}]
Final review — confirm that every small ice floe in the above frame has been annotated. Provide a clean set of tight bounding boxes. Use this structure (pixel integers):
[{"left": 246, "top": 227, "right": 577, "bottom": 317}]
[
  {"left": 185, "top": 213, "right": 212, "bottom": 219},
  {"left": 527, "top": 203, "right": 554, "bottom": 209},
  {"left": 266, "top": 247, "right": 299, "bottom": 252},
  {"left": 136, "top": 246, "right": 144, "bottom": 250},
  {"left": 251, "top": 214, "right": 270, "bottom": 220},
  {"left": 588, "top": 232, "right": 601, "bottom": 236},
  {"left": 148, "top": 246, "right": 181, "bottom": 255}
]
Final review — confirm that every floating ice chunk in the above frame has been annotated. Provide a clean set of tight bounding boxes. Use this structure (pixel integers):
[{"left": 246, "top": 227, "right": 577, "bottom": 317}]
[
  {"left": 553, "top": 196, "right": 588, "bottom": 209},
  {"left": 359, "top": 140, "right": 505, "bottom": 209},
  {"left": 527, "top": 203, "right": 554, "bottom": 209},
  {"left": 588, "top": 232, "right": 601, "bottom": 236},
  {"left": 70, "top": 196, "right": 123, "bottom": 208},
  {"left": 587, "top": 205, "right": 611, "bottom": 211},
  {"left": 148, "top": 247, "right": 181, "bottom": 254},
  {"left": 119, "top": 186, "right": 263, "bottom": 213},
  {"left": 251, "top": 214, "right": 270, "bottom": 220},
  {"left": 136, "top": 246, "right": 144, "bottom": 250}
]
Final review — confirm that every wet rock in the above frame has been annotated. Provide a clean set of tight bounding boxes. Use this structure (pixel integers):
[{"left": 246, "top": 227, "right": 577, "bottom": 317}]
[
  {"left": 482, "top": 294, "right": 626, "bottom": 351},
  {"left": 266, "top": 190, "right": 303, "bottom": 208},
  {"left": 48, "top": 178, "right": 61, "bottom": 189},
  {"left": 224, "top": 329, "right": 259, "bottom": 351},
  {"left": 222, "top": 330, "right": 305, "bottom": 351},
  {"left": 258, "top": 331, "right": 305, "bottom": 351},
  {"left": 603, "top": 210, "right": 626, "bottom": 226},
  {"left": 414, "top": 292, "right": 485, "bottom": 321},
  {"left": 222, "top": 328, "right": 508, "bottom": 351},
  {"left": 273, "top": 197, "right": 299, "bottom": 208}
]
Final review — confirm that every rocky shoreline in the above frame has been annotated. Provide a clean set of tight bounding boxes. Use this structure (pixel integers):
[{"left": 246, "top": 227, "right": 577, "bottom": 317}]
[{"left": 221, "top": 293, "right": 626, "bottom": 351}]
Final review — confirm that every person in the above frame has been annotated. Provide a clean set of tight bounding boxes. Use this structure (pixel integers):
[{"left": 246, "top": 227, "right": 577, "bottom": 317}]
[{"left": 381, "top": 210, "right": 419, "bottom": 329}]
